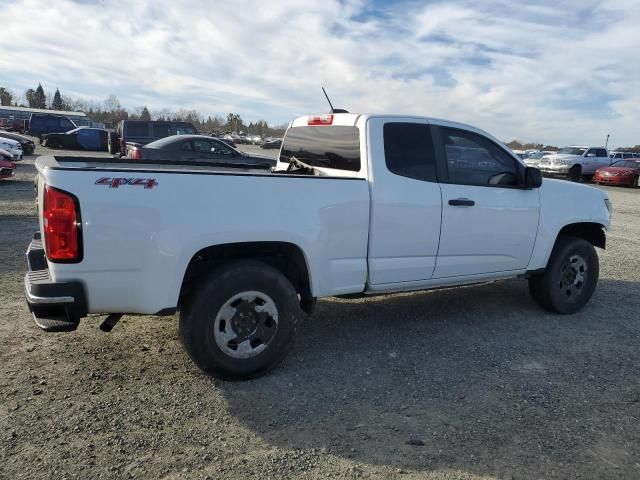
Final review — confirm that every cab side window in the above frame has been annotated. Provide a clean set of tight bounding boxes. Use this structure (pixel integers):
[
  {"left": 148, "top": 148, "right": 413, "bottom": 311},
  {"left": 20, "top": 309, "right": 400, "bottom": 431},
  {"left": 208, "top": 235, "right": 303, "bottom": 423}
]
[
  {"left": 211, "top": 140, "right": 233, "bottom": 155},
  {"left": 193, "top": 140, "right": 213, "bottom": 152},
  {"left": 439, "top": 127, "right": 521, "bottom": 187}
]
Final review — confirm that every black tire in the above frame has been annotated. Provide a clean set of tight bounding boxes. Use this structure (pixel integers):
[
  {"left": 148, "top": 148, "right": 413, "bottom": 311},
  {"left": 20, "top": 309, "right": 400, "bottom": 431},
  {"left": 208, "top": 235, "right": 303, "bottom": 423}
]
[
  {"left": 529, "top": 236, "right": 599, "bottom": 314},
  {"left": 568, "top": 165, "right": 582, "bottom": 182},
  {"left": 179, "top": 260, "right": 303, "bottom": 380},
  {"left": 108, "top": 132, "right": 119, "bottom": 154},
  {"left": 632, "top": 176, "right": 639, "bottom": 188}
]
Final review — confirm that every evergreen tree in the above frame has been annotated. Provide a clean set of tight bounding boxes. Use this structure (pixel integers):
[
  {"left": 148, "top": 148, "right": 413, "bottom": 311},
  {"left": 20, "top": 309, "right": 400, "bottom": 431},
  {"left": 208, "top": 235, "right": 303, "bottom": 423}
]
[
  {"left": 34, "top": 83, "right": 46, "bottom": 109},
  {"left": 25, "top": 89, "right": 36, "bottom": 108},
  {"left": 51, "top": 88, "right": 64, "bottom": 110},
  {"left": 140, "top": 106, "right": 151, "bottom": 121},
  {"left": 0, "top": 87, "right": 13, "bottom": 106}
]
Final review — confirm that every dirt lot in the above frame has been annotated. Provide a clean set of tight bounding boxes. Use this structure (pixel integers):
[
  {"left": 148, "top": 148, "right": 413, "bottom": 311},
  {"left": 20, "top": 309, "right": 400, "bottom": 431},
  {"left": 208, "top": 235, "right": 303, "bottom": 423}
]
[{"left": 1, "top": 142, "right": 639, "bottom": 480}]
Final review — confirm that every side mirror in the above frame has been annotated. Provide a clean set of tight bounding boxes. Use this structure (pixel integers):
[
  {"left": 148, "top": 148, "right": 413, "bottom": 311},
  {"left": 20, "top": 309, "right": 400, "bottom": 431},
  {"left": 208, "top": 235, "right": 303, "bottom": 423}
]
[
  {"left": 525, "top": 166, "right": 542, "bottom": 189},
  {"left": 586, "top": 152, "right": 596, "bottom": 157}
]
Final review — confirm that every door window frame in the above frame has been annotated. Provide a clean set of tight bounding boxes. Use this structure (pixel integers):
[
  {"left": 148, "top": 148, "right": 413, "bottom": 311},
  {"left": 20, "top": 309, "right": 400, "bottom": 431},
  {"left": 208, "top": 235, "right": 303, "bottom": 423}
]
[{"left": 431, "top": 125, "right": 526, "bottom": 189}]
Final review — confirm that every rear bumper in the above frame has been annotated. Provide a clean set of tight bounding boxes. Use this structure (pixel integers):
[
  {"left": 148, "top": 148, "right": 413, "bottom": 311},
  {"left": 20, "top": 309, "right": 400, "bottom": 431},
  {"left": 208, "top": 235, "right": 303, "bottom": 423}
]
[{"left": 24, "top": 233, "right": 87, "bottom": 332}]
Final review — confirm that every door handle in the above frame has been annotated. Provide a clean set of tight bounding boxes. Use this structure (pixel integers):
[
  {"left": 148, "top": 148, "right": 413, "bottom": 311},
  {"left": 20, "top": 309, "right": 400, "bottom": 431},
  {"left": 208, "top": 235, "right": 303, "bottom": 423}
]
[{"left": 448, "top": 198, "right": 475, "bottom": 207}]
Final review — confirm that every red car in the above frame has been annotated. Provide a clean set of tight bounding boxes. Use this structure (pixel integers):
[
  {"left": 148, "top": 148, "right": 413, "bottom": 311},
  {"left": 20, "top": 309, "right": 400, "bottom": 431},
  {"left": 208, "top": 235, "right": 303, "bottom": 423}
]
[
  {"left": 594, "top": 159, "right": 640, "bottom": 188},
  {"left": 0, "top": 148, "right": 16, "bottom": 179}
]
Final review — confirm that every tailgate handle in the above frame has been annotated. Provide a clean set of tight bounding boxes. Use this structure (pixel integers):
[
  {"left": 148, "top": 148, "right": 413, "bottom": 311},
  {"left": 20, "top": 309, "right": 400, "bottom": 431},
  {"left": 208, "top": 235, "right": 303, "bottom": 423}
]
[{"left": 448, "top": 198, "right": 475, "bottom": 207}]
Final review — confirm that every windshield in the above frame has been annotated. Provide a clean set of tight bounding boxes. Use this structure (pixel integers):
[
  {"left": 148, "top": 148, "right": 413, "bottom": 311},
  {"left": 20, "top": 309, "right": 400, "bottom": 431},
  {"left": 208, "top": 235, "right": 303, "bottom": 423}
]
[
  {"left": 611, "top": 160, "right": 640, "bottom": 169},
  {"left": 527, "top": 152, "right": 550, "bottom": 160},
  {"left": 557, "top": 147, "right": 586, "bottom": 155}
]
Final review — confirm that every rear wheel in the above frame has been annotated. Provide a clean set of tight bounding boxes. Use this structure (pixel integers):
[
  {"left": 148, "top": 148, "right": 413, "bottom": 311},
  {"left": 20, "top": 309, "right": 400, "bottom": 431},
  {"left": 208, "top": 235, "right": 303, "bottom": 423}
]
[
  {"left": 568, "top": 165, "right": 582, "bottom": 182},
  {"left": 529, "top": 236, "right": 599, "bottom": 314},
  {"left": 632, "top": 175, "right": 639, "bottom": 188},
  {"left": 107, "top": 132, "right": 119, "bottom": 154},
  {"left": 179, "top": 260, "right": 303, "bottom": 380}
]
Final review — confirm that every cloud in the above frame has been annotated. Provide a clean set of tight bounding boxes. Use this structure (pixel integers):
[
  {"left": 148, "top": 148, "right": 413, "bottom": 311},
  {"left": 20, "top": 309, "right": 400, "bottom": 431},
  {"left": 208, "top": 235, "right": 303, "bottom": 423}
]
[{"left": 0, "top": 0, "right": 638, "bottom": 146}]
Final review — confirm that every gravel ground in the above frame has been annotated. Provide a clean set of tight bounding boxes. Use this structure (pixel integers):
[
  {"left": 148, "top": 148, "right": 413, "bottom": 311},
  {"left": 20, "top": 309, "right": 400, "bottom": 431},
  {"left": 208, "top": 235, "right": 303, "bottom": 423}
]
[{"left": 1, "top": 141, "right": 639, "bottom": 480}]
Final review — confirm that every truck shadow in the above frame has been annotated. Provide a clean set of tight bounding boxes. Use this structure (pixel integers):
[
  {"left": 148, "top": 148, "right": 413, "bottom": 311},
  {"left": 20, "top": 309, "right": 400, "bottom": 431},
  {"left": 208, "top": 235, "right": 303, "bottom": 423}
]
[{"left": 217, "top": 278, "right": 640, "bottom": 478}]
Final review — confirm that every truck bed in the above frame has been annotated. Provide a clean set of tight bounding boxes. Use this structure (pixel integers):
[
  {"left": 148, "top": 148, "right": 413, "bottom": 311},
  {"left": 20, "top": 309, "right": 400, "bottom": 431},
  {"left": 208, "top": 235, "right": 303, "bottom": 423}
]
[{"left": 35, "top": 155, "right": 371, "bottom": 314}]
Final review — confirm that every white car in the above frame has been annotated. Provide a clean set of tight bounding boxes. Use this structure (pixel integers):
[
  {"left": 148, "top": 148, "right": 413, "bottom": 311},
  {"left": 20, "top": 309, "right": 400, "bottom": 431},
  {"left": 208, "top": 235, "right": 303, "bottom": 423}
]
[
  {"left": 524, "top": 151, "right": 555, "bottom": 167},
  {"left": 0, "top": 137, "right": 23, "bottom": 160},
  {"left": 25, "top": 113, "right": 611, "bottom": 379},
  {"left": 538, "top": 146, "right": 611, "bottom": 181}
]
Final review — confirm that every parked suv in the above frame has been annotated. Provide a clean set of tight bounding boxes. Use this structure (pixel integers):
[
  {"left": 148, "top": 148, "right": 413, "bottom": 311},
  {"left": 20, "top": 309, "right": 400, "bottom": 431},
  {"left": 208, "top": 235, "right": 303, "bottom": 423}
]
[
  {"left": 109, "top": 120, "right": 197, "bottom": 154},
  {"left": 538, "top": 146, "right": 610, "bottom": 181},
  {"left": 27, "top": 114, "right": 77, "bottom": 140}
]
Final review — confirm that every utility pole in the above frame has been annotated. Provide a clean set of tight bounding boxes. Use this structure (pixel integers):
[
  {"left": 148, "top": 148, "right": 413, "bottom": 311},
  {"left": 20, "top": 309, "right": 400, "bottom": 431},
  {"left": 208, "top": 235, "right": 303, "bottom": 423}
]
[{"left": 605, "top": 134, "right": 610, "bottom": 149}]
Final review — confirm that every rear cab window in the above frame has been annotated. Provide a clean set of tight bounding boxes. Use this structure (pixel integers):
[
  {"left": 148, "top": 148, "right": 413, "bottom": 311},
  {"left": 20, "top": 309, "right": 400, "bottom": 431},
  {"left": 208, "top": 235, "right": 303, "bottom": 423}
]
[
  {"left": 125, "top": 122, "right": 150, "bottom": 137},
  {"left": 279, "top": 121, "right": 361, "bottom": 175}
]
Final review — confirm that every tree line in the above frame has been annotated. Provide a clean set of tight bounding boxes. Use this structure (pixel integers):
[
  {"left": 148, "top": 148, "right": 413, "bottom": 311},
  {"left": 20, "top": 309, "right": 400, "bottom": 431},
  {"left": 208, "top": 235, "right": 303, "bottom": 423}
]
[
  {"left": 1, "top": 84, "right": 638, "bottom": 148},
  {"left": 0, "top": 84, "right": 287, "bottom": 136}
]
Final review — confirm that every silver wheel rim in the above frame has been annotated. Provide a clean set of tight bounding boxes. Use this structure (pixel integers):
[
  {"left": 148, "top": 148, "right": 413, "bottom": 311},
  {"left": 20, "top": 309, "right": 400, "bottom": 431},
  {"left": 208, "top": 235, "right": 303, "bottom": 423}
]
[
  {"left": 558, "top": 254, "right": 587, "bottom": 300},
  {"left": 213, "top": 291, "right": 278, "bottom": 359}
]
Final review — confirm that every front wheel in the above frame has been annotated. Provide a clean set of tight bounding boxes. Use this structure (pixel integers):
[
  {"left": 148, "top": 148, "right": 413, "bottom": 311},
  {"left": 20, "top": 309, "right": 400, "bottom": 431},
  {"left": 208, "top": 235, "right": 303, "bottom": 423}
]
[
  {"left": 568, "top": 165, "right": 582, "bottom": 182},
  {"left": 632, "top": 176, "right": 639, "bottom": 188},
  {"left": 179, "top": 260, "right": 303, "bottom": 380},
  {"left": 529, "top": 236, "right": 599, "bottom": 314}
]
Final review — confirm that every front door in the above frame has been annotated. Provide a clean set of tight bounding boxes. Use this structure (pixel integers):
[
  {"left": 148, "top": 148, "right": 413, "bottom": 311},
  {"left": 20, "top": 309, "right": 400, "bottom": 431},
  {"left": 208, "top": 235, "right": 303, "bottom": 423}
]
[
  {"left": 433, "top": 125, "right": 540, "bottom": 278},
  {"left": 367, "top": 119, "right": 442, "bottom": 285}
]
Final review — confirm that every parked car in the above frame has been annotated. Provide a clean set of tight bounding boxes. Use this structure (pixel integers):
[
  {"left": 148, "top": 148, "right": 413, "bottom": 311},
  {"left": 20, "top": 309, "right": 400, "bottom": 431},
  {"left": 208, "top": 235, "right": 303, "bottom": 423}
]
[
  {"left": 537, "top": 146, "right": 610, "bottom": 181},
  {"left": 126, "top": 135, "right": 276, "bottom": 167},
  {"left": 260, "top": 138, "right": 282, "bottom": 149},
  {"left": 0, "top": 147, "right": 14, "bottom": 161},
  {"left": 27, "top": 113, "right": 77, "bottom": 140},
  {"left": 0, "top": 137, "right": 23, "bottom": 160},
  {"left": 594, "top": 159, "right": 640, "bottom": 188},
  {"left": 523, "top": 151, "right": 555, "bottom": 167},
  {"left": 0, "top": 154, "right": 16, "bottom": 180},
  {"left": 42, "top": 128, "right": 108, "bottom": 151},
  {"left": 110, "top": 120, "right": 197, "bottom": 155},
  {"left": 0, "top": 131, "right": 35, "bottom": 155},
  {"left": 25, "top": 112, "right": 611, "bottom": 380}
]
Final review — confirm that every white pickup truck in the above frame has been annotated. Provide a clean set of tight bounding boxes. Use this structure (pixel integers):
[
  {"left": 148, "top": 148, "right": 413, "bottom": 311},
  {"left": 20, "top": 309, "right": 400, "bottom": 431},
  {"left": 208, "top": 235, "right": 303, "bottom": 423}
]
[{"left": 26, "top": 113, "right": 612, "bottom": 379}]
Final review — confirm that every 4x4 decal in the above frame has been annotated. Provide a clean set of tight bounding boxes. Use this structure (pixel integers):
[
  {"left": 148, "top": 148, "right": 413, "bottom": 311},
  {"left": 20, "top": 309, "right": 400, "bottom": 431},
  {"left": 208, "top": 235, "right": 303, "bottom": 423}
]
[{"left": 95, "top": 177, "right": 158, "bottom": 189}]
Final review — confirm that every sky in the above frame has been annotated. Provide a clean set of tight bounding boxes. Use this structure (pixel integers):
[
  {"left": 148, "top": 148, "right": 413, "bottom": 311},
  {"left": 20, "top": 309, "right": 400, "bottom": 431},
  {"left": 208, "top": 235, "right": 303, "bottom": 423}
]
[{"left": 1, "top": 0, "right": 639, "bottom": 147}]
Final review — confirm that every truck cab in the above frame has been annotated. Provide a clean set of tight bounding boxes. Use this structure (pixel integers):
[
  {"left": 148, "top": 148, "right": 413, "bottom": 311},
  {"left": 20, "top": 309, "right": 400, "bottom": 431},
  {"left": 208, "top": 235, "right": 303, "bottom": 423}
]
[{"left": 538, "top": 146, "right": 611, "bottom": 181}]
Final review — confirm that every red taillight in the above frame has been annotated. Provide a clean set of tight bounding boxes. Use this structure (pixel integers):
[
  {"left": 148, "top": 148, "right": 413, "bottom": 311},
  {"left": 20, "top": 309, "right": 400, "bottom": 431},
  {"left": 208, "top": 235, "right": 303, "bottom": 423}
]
[
  {"left": 129, "top": 147, "right": 142, "bottom": 160},
  {"left": 307, "top": 114, "right": 333, "bottom": 126},
  {"left": 43, "top": 185, "right": 82, "bottom": 262}
]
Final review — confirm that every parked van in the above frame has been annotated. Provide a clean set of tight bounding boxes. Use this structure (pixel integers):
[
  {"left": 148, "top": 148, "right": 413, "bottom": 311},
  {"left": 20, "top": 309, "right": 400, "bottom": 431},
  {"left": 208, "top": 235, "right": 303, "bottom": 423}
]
[{"left": 28, "top": 114, "right": 77, "bottom": 140}]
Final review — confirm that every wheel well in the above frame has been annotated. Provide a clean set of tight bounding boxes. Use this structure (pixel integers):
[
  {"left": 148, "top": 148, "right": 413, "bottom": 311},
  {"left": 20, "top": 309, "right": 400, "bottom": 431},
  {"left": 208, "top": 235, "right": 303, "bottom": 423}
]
[
  {"left": 557, "top": 222, "right": 606, "bottom": 249},
  {"left": 180, "top": 242, "right": 313, "bottom": 309}
]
